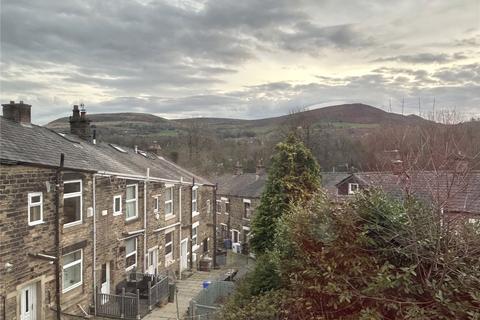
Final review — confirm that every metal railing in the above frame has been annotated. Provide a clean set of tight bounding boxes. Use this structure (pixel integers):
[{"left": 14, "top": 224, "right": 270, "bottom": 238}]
[
  {"left": 188, "top": 281, "right": 235, "bottom": 319},
  {"left": 96, "top": 288, "right": 140, "bottom": 319},
  {"left": 148, "top": 275, "right": 169, "bottom": 310}
]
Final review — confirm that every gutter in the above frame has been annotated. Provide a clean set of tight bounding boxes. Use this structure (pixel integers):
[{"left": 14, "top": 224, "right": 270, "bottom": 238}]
[
  {"left": 153, "top": 222, "right": 181, "bottom": 233},
  {"left": 54, "top": 153, "right": 64, "bottom": 320},
  {"left": 92, "top": 174, "right": 97, "bottom": 313},
  {"left": 143, "top": 168, "right": 149, "bottom": 273},
  {"left": 189, "top": 178, "right": 195, "bottom": 270},
  {"left": 179, "top": 177, "right": 183, "bottom": 280}
]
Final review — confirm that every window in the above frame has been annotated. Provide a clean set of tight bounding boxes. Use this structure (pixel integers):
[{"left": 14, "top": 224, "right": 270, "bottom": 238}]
[
  {"left": 126, "top": 184, "right": 138, "bottom": 220},
  {"left": 216, "top": 200, "right": 221, "bottom": 214},
  {"left": 125, "top": 238, "right": 137, "bottom": 271},
  {"left": 192, "top": 222, "right": 199, "bottom": 250},
  {"left": 244, "top": 202, "right": 251, "bottom": 219},
  {"left": 165, "top": 231, "right": 174, "bottom": 261},
  {"left": 113, "top": 195, "right": 122, "bottom": 215},
  {"left": 154, "top": 196, "right": 159, "bottom": 213},
  {"left": 192, "top": 187, "right": 198, "bottom": 215},
  {"left": 225, "top": 201, "right": 231, "bottom": 214},
  {"left": 348, "top": 183, "right": 359, "bottom": 195},
  {"left": 64, "top": 180, "right": 82, "bottom": 226},
  {"left": 28, "top": 192, "right": 43, "bottom": 225},
  {"left": 62, "top": 250, "right": 82, "bottom": 292},
  {"left": 206, "top": 200, "right": 210, "bottom": 215},
  {"left": 203, "top": 238, "right": 208, "bottom": 254},
  {"left": 165, "top": 187, "right": 173, "bottom": 216},
  {"left": 231, "top": 230, "right": 239, "bottom": 243}
]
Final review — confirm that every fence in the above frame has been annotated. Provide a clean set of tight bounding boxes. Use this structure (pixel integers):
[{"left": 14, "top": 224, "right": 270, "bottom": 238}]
[
  {"left": 96, "top": 288, "right": 140, "bottom": 319},
  {"left": 148, "top": 275, "right": 169, "bottom": 310},
  {"left": 188, "top": 281, "right": 235, "bottom": 319},
  {"left": 96, "top": 274, "right": 170, "bottom": 319}
]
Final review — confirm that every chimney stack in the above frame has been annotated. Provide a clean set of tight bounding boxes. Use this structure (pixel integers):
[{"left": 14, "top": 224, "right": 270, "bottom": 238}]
[
  {"left": 2, "top": 100, "right": 32, "bottom": 124},
  {"left": 255, "top": 159, "right": 265, "bottom": 178},
  {"left": 234, "top": 161, "right": 243, "bottom": 175},
  {"left": 147, "top": 142, "right": 162, "bottom": 155},
  {"left": 69, "top": 104, "right": 91, "bottom": 141},
  {"left": 392, "top": 159, "right": 404, "bottom": 175}
]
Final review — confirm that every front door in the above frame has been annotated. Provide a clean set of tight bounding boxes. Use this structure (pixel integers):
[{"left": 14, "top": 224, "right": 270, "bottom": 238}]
[
  {"left": 180, "top": 239, "right": 188, "bottom": 271},
  {"left": 147, "top": 248, "right": 158, "bottom": 275},
  {"left": 20, "top": 283, "right": 37, "bottom": 320},
  {"left": 100, "top": 262, "right": 110, "bottom": 294}
]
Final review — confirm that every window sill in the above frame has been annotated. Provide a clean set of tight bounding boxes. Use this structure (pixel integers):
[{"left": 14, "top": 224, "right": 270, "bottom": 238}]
[
  {"left": 192, "top": 212, "right": 200, "bottom": 218},
  {"left": 192, "top": 244, "right": 200, "bottom": 252},
  {"left": 113, "top": 212, "right": 123, "bottom": 216},
  {"left": 125, "top": 265, "right": 136, "bottom": 272},
  {"left": 165, "top": 214, "right": 176, "bottom": 221},
  {"left": 63, "top": 221, "right": 83, "bottom": 229},
  {"left": 28, "top": 220, "right": 45, "bottom": 226},
  {"left": 125, "top": 216, "right": 139, "bottom": 224},
  {"left": 62, "top": 282, "right": 82, "bottom": 294}
]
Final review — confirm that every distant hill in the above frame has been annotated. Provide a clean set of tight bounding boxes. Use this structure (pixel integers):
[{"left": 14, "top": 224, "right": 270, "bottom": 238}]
[{"left": 46, "top": 103, "right": 431, "bottom": 140}]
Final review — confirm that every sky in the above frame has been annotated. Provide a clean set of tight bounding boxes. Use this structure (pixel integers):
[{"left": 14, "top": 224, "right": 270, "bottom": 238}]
[{"left": 1, "top": 0, "right": 479, "bottom": 124}]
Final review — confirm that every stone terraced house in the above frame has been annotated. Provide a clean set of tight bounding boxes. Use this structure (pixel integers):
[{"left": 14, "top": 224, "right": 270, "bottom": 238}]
[
  {"left": 0, "top": 101, "right": 215, "bottom": 320},
  {"left": 214, "top": 163, "right": 267, "bottom": 254}
]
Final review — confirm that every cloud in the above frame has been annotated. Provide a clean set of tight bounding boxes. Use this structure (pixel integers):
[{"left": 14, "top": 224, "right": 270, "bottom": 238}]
[
  {"left": 1, "top": 0, "right": 479, "bottom": 124},
  {"left": 373, "top": 53, "right": 468, "bottom": 64}
]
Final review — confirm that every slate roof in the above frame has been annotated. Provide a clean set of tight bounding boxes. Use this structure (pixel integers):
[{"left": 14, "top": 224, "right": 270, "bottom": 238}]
[
  {"left": 214, "top": 173, "right": 267, "bottom": 198},
  {"left": 321, "top": 172, "right": 352, "bottom": 196},
  {"left": 0, "top": 116, "right": 211, "bottom": 185},
  {"left": 327, "top": 171, "right": 480, "bottom": 215}
]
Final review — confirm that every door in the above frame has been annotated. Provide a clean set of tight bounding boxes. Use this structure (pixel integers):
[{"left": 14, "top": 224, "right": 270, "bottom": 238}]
[
  {"left": 180, "top": 239, "right": 188, "bottom": 271},
  {"left": 100, "top": 263, "right": 110, "bottom": 294},
  {"left": 147, "top": 248, "right": 158, "bottom": 275},
  {"left": 20, "top": 283, "right": 37, "bottom": 320}
]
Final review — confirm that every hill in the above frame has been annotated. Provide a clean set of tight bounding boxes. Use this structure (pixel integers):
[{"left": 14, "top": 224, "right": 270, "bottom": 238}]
[
  {"left": 47, "top": 103, "right": 429, "bottom": 138},
  {"left": 45, "top": 103, "right": 440, "bottom": 175}
]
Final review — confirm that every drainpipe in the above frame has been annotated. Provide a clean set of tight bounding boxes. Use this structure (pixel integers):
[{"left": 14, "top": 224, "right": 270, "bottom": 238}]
[
  {"left": 54, "top": 154, "right": 64, "bottom": 320},
  {"left": 178, "top": 177, "right": 183, "bottom": 280},
  {"left": 212, "top": 184, "right": 217, "bottom": 268},
  {"left": 189, "top": 178, "right": 195, "bottom": 270},
  {"left": 92, "top": 175, "right": 97, "bottom": 313},
  {"left": 144, "top": 168, "right": 149, "bottom": 273}
]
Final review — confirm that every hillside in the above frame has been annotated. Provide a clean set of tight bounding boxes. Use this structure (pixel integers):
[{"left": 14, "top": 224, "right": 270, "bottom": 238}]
[
  {"left": 46, "top": 103, "right": 429, "bottom": 138},
  {"left": 46, "top": 103, "right": 445, "bottom": 175}
]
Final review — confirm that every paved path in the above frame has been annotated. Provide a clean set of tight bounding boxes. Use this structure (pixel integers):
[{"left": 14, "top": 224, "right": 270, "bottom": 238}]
[{"left": 144, "top": 253, "right": 254, "bottom": 320}]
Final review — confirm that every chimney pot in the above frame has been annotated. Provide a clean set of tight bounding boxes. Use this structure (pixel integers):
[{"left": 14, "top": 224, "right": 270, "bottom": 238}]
[
  {"left": 2, "top": 101, "right": 32, "bottom": 124},
  {"left": 69, "top": 104, "right": 91, "bottom": 141}
]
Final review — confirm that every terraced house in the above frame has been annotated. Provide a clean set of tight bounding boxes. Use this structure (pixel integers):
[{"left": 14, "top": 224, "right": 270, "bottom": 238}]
[
  {"left": 0, "top": 101, "right": 215, "bottom": 320},
  {"left": 214, "top": 162, "right": 267, "bottom": 254}
]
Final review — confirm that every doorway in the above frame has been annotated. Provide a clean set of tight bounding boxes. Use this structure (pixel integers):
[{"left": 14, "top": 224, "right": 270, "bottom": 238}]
[
  {"left": 180, "top": 238, "right": 188, "bottom": 271},
  {"left": 147, "top": 247, "right": 158, "bottom": 275},
  {"left": 20, "top": 283, "right": 37, "bottom": 320}
]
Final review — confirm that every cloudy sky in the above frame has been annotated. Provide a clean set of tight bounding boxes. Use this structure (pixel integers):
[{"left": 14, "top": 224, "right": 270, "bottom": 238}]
[{"left": 1, "top": 0, "right": 479, "bottom": 124}]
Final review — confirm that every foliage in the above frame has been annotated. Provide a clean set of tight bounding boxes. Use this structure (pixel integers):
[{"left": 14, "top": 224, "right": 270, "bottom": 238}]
[
  {"left": 250, "top": 133, "right": 321, "bottom": 254},
  {"left": 221, "top": 190, "right": 480, "bottom": 319}
]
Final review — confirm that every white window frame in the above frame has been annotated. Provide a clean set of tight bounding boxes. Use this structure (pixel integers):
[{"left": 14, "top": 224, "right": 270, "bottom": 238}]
[
  {"left": 113, "top": 195, "right": 122, "bottom": 216},
  {"left": 348, "top": 183, "right": 359, "bottom": 195},
  {"left": 243, "top": 198, "right": 251, "bottom": 219},
  {"left": 125, "top": 184, "right": 138, "bottom": 221},
  {"left": 125, "top": 238, "right": 137, "bottom": 271},
  {"left": 206, "top": 199, "right": 210, "bottom": 216},
  {"left": 192, "top": 186, "right": 199, "bottom": 217},
  {"left": 231, "top": 229, "right": 240, "bottom": 244},
  {"left": 216, "top": 200, "right": 222, "bottom": 214},
  {"left": 154, "top": 196, "right": 159, "bottom": 213},
  {"left": 63, "top": 180, "right": 83, "bottom": 228},
  {"left": 192, "top": 221, "right": 199, "bottom": 251},
  {"left": 165, "top": 230, "right": 174, "bottom": 265},
  {"left": 62, "top": 249, "right": 83, "bottom": 293},
  {"left": 28, "top": 192, "right": 44, "bottom": 226},
  {"left": 165, "top": 186, "right": 174, "bottom": 217}
]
